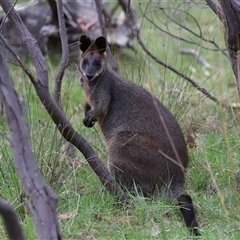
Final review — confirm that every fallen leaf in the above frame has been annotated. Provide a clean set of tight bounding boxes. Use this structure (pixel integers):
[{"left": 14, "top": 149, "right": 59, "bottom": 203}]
[
  {"left": 186, "top": 134, "right": 197, "bottom": 148},
  {"left": 59, "top": 210, "right": 77, "bottom": 219}
]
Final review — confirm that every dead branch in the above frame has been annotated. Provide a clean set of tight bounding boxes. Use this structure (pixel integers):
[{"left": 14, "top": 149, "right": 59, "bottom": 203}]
[
  {"left": 0, "top": 34, "right": 36, "bottom": 84},
  {"left": 94, "top": 0, "right": 117, "bottom": 72},
  {"left": 179, "top": 49, "right": 211, "bottom": 69},
  {"left": 47, "top": 0, "right": 58, "bottom": 24},
  {"left": 138, "top": 1, "right": 228, "bottom": 58},
  {"left": 118, "top": 0, "right": 138, "bottom": 31},
  {"left": 53, "top": 0, "right": 69, "bottom": 104},
  {"left": 126, "top": 1, "right": 222, "bottom": 105},
  {"left": 205, "top": 0, "right": 225, "bottom": 22},
  {"left": 0, "top": 41, "right": 62, "bottom": 239},
  {"left": 0, "top": 1, "right": 48, "bottom": 87},
  {"left": 133, "top": 1, "right": 232, "bottom": 106},
  {"left": 0, "top": 0, "right": 127, "bottom": 201},
  {"left": 0, "top": 197, "right": 25, "bottom": 240},
  {"left": 136, "top": 29, "right": 223, "bottom": 106},
  {"left": 214, "top": 0, "right": 240, "bottom": 94},
  {"left": 53, "top": 0, "right": 76, "bottom": 163},
  {"left": 206, "top": 0, "right": 240, "bottom": 94}
]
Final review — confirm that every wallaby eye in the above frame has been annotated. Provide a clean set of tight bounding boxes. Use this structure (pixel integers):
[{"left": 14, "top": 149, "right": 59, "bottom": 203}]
[
  {"left": 94, "top": 60, "right": 101, "bottom": 68},
  {"left": 82, "top": 58, "right": 88, "bottom": 67}
]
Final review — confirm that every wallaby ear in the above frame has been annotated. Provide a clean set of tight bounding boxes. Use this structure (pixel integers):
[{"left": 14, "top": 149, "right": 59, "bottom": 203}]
[
  {"left": 79, "top": 35, "right": 92, "bottom": 53},
  {"left": 94, "top": 36, "right": 107, "bottom": 54}
]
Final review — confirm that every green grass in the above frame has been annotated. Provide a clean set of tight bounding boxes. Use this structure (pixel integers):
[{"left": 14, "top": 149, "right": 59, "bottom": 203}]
[{"left": 1, "top": 1, "right": 240, "bottom": 239}]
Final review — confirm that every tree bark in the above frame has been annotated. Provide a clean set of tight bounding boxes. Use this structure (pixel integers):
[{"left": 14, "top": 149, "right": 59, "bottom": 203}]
[
  {"left": 207, "top": 0, "right": 240, "bottom": 94},
  {"left": 0, "top": 42, "right": 62, "bottom": 239}
]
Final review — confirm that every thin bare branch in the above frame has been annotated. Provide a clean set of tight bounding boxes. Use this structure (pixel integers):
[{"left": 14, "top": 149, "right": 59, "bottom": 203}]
[
  {"left": 94, "top": 0, "right": 117, "bottom": 72},
  {"left": 205, "top": 0, "right": 225, "bottom": 21},
  {"left": 0, "top": 0, "right": 48, "bottom": 88},
  {"left": 53, "top": 0, "right": 69, "bottom": 104},
  {"left": 0, "top": 33, "right": 36, "bottom": 84},
  {"left": 136, "top": 30, "right": 224, "bottom": 106},
  {"left": 139, "top": 1, "right": 228, "bottom": 59},
  {"left": 179, "top": 48, "right": 211, "bottom": 69},
  {"left": 47, "top": 0, "right": 58, "bottom": 23},
  {"left": 161, "top": 7, "right": 228, "bottom": 58},
  {"left": 0, "top": 0, "right": 16, "bottom": 30},
  {"left": 51, "top": 0, "right": 76, "bottom": 161},
  {"left": 118, "top": 0, "right": 138, "bottom": 32}
]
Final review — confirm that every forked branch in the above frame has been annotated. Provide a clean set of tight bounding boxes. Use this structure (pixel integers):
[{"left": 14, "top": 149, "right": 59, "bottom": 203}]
[{"left": 0, "top": 0, "right": 127, "bottom": 201}]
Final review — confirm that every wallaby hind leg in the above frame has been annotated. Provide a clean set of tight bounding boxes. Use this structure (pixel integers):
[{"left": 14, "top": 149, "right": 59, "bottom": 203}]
[{"left": 177, "top": 194, "right": 200, "bottom": 236}]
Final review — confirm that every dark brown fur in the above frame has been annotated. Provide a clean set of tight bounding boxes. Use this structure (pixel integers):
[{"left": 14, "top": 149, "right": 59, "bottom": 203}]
[{"left": 78, "top": 35, "right": 200, "bottom": 235}]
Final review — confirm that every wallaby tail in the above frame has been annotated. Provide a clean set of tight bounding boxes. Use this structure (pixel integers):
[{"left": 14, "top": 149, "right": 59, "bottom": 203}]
[{"left": 177, "top": 194, "right": 200, "bottom": 236}]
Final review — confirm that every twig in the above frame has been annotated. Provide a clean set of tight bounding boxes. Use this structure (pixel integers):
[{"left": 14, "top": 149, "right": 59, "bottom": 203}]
[
  {"left": 0, "top": 34, "right": 36, "bottom": 84},
  {"left": 0, "top": 0, "right": 16, "bottom": 30},
  {"left": 53, "top": 0, "right": 76, "bottom": 160},
  {"left": 139, "top": 2, "right": 228, "bottom": 59},
  {"left": 136, "top": 30, "right": 224, "bottom": 106},
  {"left": 0, "top": 0, "right": 49, "bottom": 88},
  {"left": 118, "top": 0, "right": 138, "bottom": 32},
  {"left": 225, "top": 228, "right": 240, "bottom": 234},
  {"left": 47, "top": 0, "right": 58, "bottom": 23},
  {"left": 24, "top": 198, "right": 36, "bottom": 220},
  {"left": 53, "top": 0, "right": 69, "bottom": 104},
  {"left": 94, "top": 0, "right": 117, "bottom": 72},
  {"left": 179, "top": 48, "right": 211, "bottom": 69},
  {"left": 0, "top": 197, "right": 25, "bottom": 240}
]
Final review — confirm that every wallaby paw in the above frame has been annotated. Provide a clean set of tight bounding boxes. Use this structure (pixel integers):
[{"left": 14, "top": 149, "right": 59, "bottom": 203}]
[{"left": 83, "top": 117, "right": 96, "bottom": 128}]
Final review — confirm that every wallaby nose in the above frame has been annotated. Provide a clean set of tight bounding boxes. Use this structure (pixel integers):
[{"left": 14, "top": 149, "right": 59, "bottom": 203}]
[{"left": 86, "top": 74, "right": 94, "bottom": 80}]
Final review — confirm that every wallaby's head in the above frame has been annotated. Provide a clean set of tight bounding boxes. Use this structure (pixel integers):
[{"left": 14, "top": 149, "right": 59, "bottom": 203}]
[{"left": 79, "top": 35, "right": 107, "bottom": 81}]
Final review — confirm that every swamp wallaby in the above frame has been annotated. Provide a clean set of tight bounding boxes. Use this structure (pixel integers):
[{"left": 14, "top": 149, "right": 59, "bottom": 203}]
[{"left": 78, "top": 35, "right": 199, "bottom": 235}]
